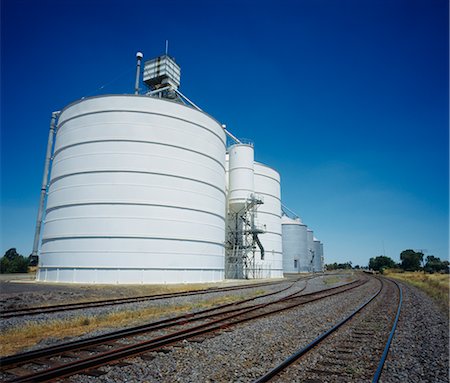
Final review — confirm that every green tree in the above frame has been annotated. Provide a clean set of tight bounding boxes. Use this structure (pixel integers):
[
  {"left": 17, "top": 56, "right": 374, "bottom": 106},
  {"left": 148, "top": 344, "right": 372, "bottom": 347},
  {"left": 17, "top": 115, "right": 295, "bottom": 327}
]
[
  {"left": 369, "top": 255, "right": 396, "bottom": 272},
  {"left": 400, "top": 249, "right": 423, "bottom": 271},
  {"left": 0, "top": 248, "right": 29, "bottom": 273},
  {"left": 424, "top": 255, "right": 449, "bottom": 273},
  {"left": 337, "top": 262, "right": 352, "bottom": 270},
  {"left": 325, "top": 262, "right": 338, "bottom": 270},
  {"left": 325, "top": 262, "right": 352, "bottom": 270}
]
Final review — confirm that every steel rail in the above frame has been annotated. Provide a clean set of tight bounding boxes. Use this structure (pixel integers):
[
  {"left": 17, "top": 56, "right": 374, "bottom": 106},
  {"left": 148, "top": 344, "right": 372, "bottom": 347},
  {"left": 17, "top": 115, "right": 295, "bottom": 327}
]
[
  {"left": 0, "top": 279, "right": 291, "bottom": 319},
  {"left": 4, "top": 278, "right": 366, "bottom": 382},
  {"left": 2, "top": 275, "right": 344, "bottom": 368},
  {"left": 253, "top": 277, "right": 384, "bottom": 383},
  {"left": 371, "top": 278, "right": 403, "bottom": 382},
  {"left": 0, "top": 278, "right": 303, "bottom": 367}
]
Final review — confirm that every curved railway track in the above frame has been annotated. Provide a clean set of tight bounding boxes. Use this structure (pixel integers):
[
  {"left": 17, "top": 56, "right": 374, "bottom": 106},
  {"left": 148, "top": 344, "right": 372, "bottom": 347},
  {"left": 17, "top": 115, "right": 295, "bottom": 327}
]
[
  {"left": 1, "top": 276, "right": 366, "bottom": 382},
  {"left": 253, "top": 276, "right": 402, "bottom": 383}
]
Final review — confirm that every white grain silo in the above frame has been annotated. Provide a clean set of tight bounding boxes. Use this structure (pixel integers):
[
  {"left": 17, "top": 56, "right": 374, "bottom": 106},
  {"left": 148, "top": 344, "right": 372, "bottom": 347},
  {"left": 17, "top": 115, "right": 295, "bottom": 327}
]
[
  {"left": 281, "top": 215, "right": 308, "bottom": 273},
  {"left": 225, "top": 144, "right": 258, "bottom": 279},
  {"left": 306, "top": 228, "right": 314, "bottom": 272},
  {"left": 224, "top": 147, "right": 282, "bottom": 279},
  {"left": 253, "top": 162, "right": 283, "bottom": 278},
  {"left": 228, "top": 144, "right": 255, "bottom": 212},
  {"left": 313, "top": 237, "right": 321, "bottom": 272},
  {"left": 36, "top": 54, "right": 227, "bottom": 284}
]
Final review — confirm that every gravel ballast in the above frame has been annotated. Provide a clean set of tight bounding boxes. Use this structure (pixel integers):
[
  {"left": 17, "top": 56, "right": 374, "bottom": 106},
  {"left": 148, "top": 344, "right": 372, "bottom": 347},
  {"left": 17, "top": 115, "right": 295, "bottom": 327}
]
[
  {"left": 67, "top": 274, "right": 378, "bottom": 382},
  {"left": 1, "top": 274, "right": 447, "bottom": 383},
  {"left": 380, "top": 279, "right": 448, "bottom": 383}
]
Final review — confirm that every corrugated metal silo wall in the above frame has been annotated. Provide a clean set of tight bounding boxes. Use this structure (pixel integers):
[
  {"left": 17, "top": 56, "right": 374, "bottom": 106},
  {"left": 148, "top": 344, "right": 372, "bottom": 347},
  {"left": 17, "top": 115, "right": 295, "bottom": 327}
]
[
  {"left": 38, "top": 95, "right": 226, "bottom": 284},
  {"left": 253, "top": 162, "right": 283, "bottom": 278}
]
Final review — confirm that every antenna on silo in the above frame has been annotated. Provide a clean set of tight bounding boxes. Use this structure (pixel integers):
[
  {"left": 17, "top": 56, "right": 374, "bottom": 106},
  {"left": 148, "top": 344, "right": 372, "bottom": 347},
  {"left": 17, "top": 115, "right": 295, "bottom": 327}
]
[{"left": 135, "top": 51, "right": 144, "bottom": 95}]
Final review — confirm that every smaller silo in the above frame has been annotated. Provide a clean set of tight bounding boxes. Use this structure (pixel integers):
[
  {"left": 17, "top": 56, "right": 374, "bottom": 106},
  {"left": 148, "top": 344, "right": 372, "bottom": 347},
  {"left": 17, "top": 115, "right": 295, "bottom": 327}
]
[
  {"left": 228, "top": 144, "right": 254, "bottom": 212},
  {"left": 306, "top": 228, "right": 314, "bottom": 272},
  {"left": 253, "top": 162, "right": 283, "bottom": 278},
  {"left": 281, "top": 215, "right": 308, "bottom": 273},
  {"left": 313, "top": 237, "right": 321, "bottom": 272}
]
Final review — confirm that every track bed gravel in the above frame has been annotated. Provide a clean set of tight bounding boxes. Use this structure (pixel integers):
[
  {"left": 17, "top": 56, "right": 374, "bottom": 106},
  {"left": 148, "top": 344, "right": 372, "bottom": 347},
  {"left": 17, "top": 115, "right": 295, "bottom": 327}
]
[
  {"left": 68, "top": 276, "right": 447, "bottom": 383},
  {"left": 380, "top": 279, "right": 448, "bottom": 383},
  {"left": 271, "top": 278, "right": 399, "bottom": 382},
  {"left": 66, "top": 274, "right": 376, "bottom": 383},
  {"left": 0, "top": 279, "right": 290, "bottom": 334},
  {"left": 0, "top": 278, "right": 284, "bottom": 311},
  {"left": 2, "top": 274, "right": 447, "bottom": 383}
]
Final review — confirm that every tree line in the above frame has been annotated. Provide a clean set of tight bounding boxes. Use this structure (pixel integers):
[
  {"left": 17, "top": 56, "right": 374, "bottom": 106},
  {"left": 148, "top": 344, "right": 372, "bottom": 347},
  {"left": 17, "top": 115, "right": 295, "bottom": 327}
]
[
  {"left": 368, "top": 249, "right": 449, "bottom": 274},
  {"left": 1, "top": 247, "right": 448, "bottom": 274}
]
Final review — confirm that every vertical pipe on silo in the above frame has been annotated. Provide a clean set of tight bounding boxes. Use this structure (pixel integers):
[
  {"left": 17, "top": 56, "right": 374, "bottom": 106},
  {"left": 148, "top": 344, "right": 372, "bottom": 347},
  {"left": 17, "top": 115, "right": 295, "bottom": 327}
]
[
  {"left": 134, "top": 52, "right": 143, "bottom": 95},
  {"left": 31, "top": 111, "right": 59, "bottom": 257}
]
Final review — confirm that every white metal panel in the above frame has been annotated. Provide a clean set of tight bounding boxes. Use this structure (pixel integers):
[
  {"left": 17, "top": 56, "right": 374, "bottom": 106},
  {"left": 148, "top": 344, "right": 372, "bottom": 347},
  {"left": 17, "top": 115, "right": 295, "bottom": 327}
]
[
  {"left": 253, "top": 162, "right": 283, "bottom": 278},
  {"left": 39, "top": 95, "right": 226, "bottom": 284}
]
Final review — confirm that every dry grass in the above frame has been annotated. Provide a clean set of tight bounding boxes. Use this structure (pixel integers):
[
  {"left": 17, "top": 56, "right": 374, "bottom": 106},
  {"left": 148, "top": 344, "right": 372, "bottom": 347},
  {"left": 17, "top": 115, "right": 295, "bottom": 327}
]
[
  {"left": 323, "top": 273, "right": 354, "bottom": 285},
  {"left": 384, "top": 270, "right": 449, "bottom": 313},
  {"left": 29, "top": 281, "right": 267, "bottom": 307},
  {"left": 0, "top": 290, "right": 265, "bottom": 357},
  {"left": 323, "top": 276, "right": 342, "bottom": 285}
]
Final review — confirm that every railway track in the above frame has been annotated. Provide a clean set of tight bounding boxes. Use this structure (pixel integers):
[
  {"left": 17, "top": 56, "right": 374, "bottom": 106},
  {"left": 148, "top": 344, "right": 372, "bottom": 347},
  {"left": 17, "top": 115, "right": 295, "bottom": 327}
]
[
  {"left": 0, "top": 278, "right": 294, "bottom": 319},
  {"left": 253, "top": 276, "right": 402, "bottom": 383},
  {"left": 1, "top": 276, "right": 366, "bottom": 382}
]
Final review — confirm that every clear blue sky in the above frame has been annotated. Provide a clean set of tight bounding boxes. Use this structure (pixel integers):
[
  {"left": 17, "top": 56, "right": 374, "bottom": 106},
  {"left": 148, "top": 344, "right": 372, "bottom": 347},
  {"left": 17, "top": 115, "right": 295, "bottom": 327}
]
[{"left": 1, "top": 0, "right": 448, "bottom": 267}]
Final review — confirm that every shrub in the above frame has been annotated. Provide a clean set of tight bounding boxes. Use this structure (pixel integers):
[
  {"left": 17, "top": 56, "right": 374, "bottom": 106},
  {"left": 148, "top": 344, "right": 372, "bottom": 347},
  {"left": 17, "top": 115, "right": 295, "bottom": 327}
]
[{"left": 0, "top": 248, "right": 29, "bottom": 273}]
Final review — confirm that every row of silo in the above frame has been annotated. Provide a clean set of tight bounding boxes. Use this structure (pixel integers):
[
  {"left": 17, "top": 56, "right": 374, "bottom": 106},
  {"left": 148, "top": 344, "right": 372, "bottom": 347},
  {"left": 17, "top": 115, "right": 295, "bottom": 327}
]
[
  {"left": 281, "top": 215, "right": 324, "bottom": 273},
  {"left": 35, "top": 52, "right": 322, "bottom": 284}
]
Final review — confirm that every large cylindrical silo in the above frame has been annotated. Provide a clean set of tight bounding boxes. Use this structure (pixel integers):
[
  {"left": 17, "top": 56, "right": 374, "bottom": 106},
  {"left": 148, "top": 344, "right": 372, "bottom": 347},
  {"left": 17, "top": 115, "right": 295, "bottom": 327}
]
[
  {"left": 37, "top": 95, "right": 226, "bottom": 284},
  {"left": 253, "top": 162, "right": 283, "bottom": 278},
  {"left": 281, "top": 216, "right": 308, "bottom": 273}
]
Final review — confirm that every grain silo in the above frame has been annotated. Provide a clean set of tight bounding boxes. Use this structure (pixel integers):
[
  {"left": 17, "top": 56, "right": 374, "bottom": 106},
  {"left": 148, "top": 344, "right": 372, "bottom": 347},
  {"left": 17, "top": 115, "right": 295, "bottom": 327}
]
[
  {"left": 32, "top": 49, "right": 323, "bottom": 284},
  {"left": 225, "top": 143, "right": 261, "bottom": 279},
  {"left": 281, "top": 215, "right": 308, "bottom": 273},
  {"left": 313, "top": 237, "right": 321, "bottom": 272},
  {"left": 253, "top": 162, "right": 283, "bottom": 278},
  {"left": 224, "top": 147, "right": 282, "bottom": 279},
  {"left": 35, "top": 53, "right": 227, "bottom": 284},
  {"left": 306, "top": 228, "right": 314, "bottom": 272},
  {"left": 228, "top": 144, "right": 255, "bottom": 212}
]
